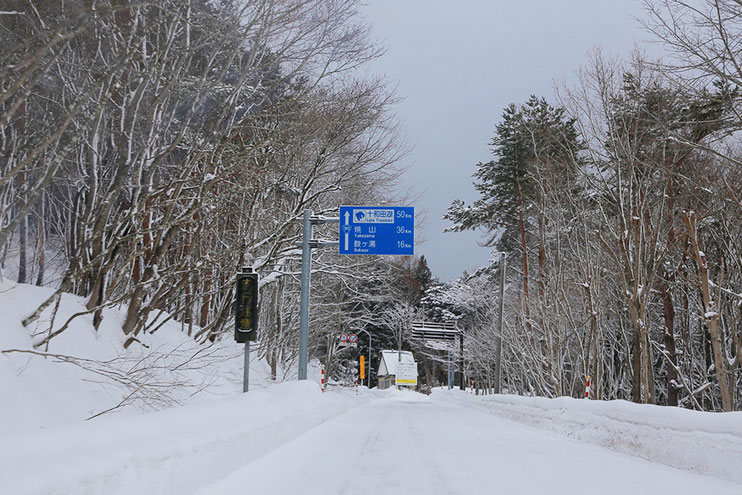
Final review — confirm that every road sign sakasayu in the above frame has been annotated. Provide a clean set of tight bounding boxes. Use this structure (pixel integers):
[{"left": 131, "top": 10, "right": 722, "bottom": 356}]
[{"left": 339, "top": 206, "right": 414, "bottom": 255}]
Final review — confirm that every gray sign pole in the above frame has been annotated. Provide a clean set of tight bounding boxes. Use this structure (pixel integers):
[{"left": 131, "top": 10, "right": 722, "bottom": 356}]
[
  {"left": 298, "top": 209, "right": 313, "bottom": 380},
  {"left": 296, "top": 210, "right": 340, "bottom": 381},
  {"left": 243, "top": 343, "right": 250, "bottom": 392},
  {"left": 494, "top": 253, "right": 506, "bottom": 394}
]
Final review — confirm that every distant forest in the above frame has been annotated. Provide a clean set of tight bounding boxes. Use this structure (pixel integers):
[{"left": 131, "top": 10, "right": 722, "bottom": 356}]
[{"left": 445, "top": 1, "right": 742, "bottom": 411}]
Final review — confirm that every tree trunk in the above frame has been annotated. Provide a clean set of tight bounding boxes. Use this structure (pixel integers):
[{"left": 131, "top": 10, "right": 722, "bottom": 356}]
[
  {"left": 185, "top": 274, "right": 193, "bottom": 336},
  {"left": 200, "top": 276, "right": 211, "bottom": 329},
  {"left": 17, "top": 100, "right": 27, "bottom": 284},
  {"left": 35, "top": 191, "right": 45, "bottom": 287},
  {"left": 661, "top": 174, "right": 679, "bottom": 406},
  {"left": 270, "top": 349, "right": 277, "bottom": 381},
  {"left": 661, "top": 278, "right": 679, "bottom": 406},
  {"left": 17, "top": 212, "right": 27, "bottom": 284},
  {"left": 585, "top": 278, "right": 599, "bottom": 399},
  {"left": 685, "top": 212, "right": 733, "bottom": 411},
  {"left": 630, "top": 315, "right": 642, "bottom": 403},
  {"left": 122, "top": 285, "right": 145, "bottom": 339},
  {"left": 514, "top": 176, "right": 532, "bottom": 334}
]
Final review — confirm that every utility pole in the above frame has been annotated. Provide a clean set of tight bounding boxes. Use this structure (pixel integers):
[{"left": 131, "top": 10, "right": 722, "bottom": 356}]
[
  {"left": 494, "top": 253, "right": 506, "bottom": 394},
  {"left": 459, "top": 332, "right": 465, "bottom": 390}
]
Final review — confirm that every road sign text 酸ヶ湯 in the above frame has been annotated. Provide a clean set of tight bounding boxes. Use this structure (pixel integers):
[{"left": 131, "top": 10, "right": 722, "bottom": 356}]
[{"left": 339, "top": 206, "right": 414, "bottom": 255}]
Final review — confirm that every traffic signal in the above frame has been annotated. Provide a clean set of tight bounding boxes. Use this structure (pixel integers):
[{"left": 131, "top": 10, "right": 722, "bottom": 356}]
[{"left": 235, "top": 272, "right": 259, "bottom": 343}]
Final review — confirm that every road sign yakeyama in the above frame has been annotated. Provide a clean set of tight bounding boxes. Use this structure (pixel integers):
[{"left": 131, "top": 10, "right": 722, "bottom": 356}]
[{"left": 339, "top": 206, "right": 414, "bottom": 255}]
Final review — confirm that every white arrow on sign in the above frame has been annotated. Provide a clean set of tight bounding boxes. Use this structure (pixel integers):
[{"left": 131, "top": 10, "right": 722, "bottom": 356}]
[{"left": 343, "top": 210, "right": 351, "bottom": 251}]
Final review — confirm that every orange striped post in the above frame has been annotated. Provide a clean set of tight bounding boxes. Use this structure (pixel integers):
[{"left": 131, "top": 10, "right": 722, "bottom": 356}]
[
  {"left": 584, "top": 376, "right": 591, "bottom": 399},
  {"left": 321, "top": 366, "right": 325, "bottom": 393}
]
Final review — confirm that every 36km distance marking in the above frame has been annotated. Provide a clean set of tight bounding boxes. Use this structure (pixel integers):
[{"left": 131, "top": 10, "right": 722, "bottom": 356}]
[{"left": 339, "top": 206, "right": 414, "bottom": 256}]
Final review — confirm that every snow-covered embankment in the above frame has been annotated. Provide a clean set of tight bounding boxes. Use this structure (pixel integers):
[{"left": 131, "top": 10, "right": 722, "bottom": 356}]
[
  {"left": 0, "top": 280, "right": 361, "bottom": 494},
  {"left": 0, "top": 382, "right": 360, "bottom": 494},
  {"left": 445, "top": 391, "right": 742, "bottom": 483}
]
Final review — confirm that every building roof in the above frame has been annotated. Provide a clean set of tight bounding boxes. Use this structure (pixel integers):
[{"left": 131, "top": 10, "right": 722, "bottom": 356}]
[{"left": 377, "top": 350, "right": 415, "bottom": 377}]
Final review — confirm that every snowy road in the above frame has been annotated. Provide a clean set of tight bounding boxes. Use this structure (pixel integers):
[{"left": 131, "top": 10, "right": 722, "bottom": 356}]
[{"left": 199, "top": 392, "right": 740, "bottom": 495}]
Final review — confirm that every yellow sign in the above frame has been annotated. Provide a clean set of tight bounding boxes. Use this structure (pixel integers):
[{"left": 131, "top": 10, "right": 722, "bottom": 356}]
[{"left": 360, "top": 356, "right": 365, "bottom": 380}]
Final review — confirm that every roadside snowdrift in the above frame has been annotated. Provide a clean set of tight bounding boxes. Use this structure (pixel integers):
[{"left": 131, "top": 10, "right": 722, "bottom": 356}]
[
  {"left": 0, "top": 280, "right": 256, "bottom": 435},
  {"left": 0, "top": 281, "right": 360, "bottom": 494},
  {"left": 0, "top": 381, "right": 361, "bottom": 495},
  {"left": 442, "top": 391, "right": 742, "bottom": 483}
]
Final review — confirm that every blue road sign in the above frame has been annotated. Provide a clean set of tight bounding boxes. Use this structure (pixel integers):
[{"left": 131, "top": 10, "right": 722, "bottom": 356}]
[{"left": 339, "top": 206, "right": 414, "bottom": 255}]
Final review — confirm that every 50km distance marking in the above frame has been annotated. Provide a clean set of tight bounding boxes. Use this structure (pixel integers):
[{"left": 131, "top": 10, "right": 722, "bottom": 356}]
[{"left": 339, "top": 206, "right": 414, "bottom": 256}]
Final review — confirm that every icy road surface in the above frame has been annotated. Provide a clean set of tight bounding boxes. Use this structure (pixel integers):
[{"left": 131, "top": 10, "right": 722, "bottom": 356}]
[
  {"left": 200, "top": 392, "right": 740, "bottom": 495},
  {"left": 3, "top": 384, "right": 740, "bottom": 495}
]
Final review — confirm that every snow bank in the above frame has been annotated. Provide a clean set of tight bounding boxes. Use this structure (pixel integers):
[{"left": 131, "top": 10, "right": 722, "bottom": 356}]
[
  {"left": 366, "top": 385, "right": 431, "bottom": 402},
  {"left": 0, "top": 281, "right": 363, "bottom": 494},
  {"left": 0, "top": 280, "right": 275, "bottom": 435},
  {"left": 0, "top": 381, "right": 361, "bottom": 495},
  {"left": 441, "top": 391, "right": 742, "bottom": 483}
]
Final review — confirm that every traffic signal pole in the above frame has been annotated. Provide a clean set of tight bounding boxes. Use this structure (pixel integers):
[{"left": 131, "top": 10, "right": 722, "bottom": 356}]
[
  {"left": 235, "top": 267, "right": 259, "bottom": 392},
  {"left": 243, "top": 342, "right": 250, "bottom": 393}
]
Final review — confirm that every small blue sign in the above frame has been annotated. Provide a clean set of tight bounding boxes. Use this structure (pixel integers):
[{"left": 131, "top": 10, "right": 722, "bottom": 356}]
[{"left": 339, "top": 206, "right": 414, "bottom": 255}]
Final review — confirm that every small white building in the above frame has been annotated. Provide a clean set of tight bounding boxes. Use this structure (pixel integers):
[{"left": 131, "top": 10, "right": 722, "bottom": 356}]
[{"left": 377, "top": 350, "right": 417, "bottom": 389}]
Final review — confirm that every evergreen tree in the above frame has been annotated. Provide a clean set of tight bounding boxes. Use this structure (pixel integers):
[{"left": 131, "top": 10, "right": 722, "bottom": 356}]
[
  {"left": 445, "top": 96, "right": 581, "bottom": 251},
  {"left": 445, "top": 96, "right": 582, "bottom": 333}
]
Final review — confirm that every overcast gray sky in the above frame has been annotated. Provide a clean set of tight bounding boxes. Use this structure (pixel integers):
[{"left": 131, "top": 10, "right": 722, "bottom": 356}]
[{"left": 359, "top": 0, "right": 651, "bottom": 281}]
